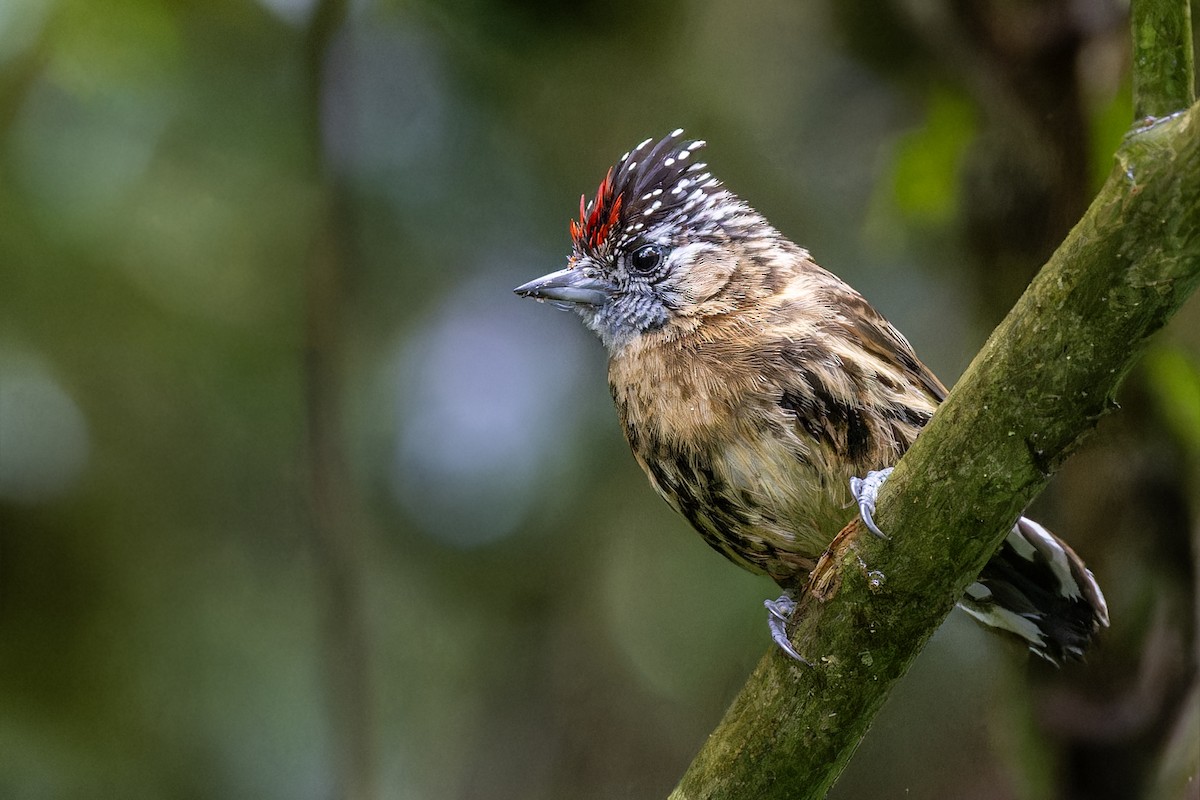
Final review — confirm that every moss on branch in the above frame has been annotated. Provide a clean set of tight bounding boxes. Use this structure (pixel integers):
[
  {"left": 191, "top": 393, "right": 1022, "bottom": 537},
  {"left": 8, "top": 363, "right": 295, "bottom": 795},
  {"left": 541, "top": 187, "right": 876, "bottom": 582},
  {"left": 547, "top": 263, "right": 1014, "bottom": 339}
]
[{"left": 1132, "top": 0, "right": 1195, "bottom": 120}]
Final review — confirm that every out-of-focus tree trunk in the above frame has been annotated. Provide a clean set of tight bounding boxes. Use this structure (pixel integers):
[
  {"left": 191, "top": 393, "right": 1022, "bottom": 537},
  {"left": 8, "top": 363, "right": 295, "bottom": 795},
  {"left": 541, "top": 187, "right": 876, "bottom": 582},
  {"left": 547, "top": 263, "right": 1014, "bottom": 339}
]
[{"left": 303, "top": 2, "right": 378, "bottom": 799}]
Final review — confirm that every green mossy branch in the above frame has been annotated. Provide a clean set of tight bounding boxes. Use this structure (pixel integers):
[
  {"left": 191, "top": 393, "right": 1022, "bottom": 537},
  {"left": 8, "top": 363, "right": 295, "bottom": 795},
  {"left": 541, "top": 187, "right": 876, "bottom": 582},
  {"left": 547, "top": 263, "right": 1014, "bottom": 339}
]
[
  {"left": 666, "top": 95, "right": 1200, "bottom": 800},
  {"left": 1132, "top": 0, "right": 1195, "bottom": 119}
]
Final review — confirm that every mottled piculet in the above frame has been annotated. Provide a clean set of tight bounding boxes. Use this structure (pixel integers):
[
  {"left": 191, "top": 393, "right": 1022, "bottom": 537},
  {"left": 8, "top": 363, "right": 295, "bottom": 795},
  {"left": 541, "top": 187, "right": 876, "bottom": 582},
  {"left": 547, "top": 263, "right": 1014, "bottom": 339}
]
[{"left": 516, "top": 130, "right": 1108, "bottom": 664}]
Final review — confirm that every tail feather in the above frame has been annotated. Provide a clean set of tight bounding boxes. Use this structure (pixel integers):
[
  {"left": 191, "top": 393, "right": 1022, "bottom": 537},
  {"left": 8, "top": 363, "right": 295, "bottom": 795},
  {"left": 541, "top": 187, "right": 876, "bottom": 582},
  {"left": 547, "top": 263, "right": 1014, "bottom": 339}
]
[{"left": 958, "top": 516, "right": 1108, "bottom": 665}]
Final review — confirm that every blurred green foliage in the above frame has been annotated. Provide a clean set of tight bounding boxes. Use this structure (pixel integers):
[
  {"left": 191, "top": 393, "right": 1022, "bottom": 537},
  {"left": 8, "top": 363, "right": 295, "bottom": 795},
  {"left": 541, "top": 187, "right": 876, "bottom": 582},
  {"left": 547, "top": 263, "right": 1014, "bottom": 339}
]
[
  {"left": 889, "top": 88, "right": 976, "bottom": 225},
  {"left": 1145, "top": 346, "right": 1200, "bottom": 452}
]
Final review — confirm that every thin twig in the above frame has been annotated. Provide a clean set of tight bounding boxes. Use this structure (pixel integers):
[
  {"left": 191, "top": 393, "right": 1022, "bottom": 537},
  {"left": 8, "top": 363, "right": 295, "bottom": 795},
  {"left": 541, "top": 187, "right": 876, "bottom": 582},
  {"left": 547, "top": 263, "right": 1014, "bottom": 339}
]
[{"left": 302, "top": 3, "right": 378, "bottom": 799}]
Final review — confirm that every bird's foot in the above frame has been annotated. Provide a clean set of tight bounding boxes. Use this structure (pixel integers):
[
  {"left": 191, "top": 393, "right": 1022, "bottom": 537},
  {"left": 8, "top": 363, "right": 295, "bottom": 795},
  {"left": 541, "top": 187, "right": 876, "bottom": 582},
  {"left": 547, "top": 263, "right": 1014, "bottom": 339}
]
[
  {"left": 849, "top": 467, "right": 893, "bottom": 539},
  {"left": 764, "top": 595, "right": 811, "bottom": 665}
]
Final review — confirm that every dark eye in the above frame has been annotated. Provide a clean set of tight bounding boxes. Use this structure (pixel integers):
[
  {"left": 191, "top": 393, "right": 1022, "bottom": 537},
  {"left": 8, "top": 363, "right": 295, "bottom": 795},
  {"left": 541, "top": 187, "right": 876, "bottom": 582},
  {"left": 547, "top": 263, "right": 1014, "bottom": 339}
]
[{"left": 629, "top": 244, "right": 666, "bottom": 275}]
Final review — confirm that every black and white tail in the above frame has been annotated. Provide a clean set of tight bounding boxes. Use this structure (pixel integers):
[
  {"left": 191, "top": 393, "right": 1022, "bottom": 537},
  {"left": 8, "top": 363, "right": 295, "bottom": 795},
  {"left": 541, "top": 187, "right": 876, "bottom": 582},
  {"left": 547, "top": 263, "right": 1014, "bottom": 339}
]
[{"left": 959, "top": 517, "right": 1109, "bottom": 665}]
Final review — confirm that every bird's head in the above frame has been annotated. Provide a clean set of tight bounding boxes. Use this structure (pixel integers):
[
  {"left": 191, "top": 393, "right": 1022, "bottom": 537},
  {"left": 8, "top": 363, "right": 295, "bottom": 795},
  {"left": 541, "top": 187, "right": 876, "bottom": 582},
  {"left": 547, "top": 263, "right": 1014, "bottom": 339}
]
[{"left": 515, "top": 130, "right": 785, "bottom": 351}]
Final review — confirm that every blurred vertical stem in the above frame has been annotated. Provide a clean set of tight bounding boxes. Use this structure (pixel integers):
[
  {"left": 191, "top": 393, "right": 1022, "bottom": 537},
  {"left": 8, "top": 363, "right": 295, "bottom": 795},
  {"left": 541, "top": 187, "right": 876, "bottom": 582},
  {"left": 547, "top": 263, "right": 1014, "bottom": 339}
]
[
  {"left": 303, "top": 2, "right": 378, "bottom": 800},
  {"left": 1132, "top": 0, "right": 1195, "bottom": 119}
]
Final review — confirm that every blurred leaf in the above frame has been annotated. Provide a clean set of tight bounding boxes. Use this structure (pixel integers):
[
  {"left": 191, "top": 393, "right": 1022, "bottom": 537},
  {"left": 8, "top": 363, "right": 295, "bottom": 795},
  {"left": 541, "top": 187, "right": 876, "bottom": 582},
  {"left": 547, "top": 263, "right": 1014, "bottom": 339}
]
[
  {"left": 9, "top": 75, "right": 170, "bottom": 236},
  {"left": 0, "top": 0, "right": 55, "bottom": 66},
  {"left": 889, "top": 87, "right": 975, "bottom": 225},
  {"left": 0, "top": 351, "right": 90, "bottom": 505},
  {"left": 1090, "top": 80, "right": 1134, "bottom": 191},
  {"left": 1144, "top": 344, "right": 1200, "bottom": 452},
  {"left": 48, "top": 0, "right": 181, "bottom": 93}
]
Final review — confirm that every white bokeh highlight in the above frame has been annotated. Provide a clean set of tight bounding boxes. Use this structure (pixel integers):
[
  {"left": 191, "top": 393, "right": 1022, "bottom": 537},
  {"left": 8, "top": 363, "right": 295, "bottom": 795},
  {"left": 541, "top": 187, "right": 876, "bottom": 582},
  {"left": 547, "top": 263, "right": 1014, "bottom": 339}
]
[
  {"left": 390, "top": 274, "right": 593, "bottom": 547},
  {"left": 0, "top": 353, "right": 90, "bottom": 505}
]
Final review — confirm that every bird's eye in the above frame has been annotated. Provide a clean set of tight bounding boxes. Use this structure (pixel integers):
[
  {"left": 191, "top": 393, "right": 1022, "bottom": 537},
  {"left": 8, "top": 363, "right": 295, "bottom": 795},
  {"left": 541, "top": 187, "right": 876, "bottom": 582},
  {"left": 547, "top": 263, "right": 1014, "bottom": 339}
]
[{"left": 629, "top": 244, "right": 666, "bottom": 275}]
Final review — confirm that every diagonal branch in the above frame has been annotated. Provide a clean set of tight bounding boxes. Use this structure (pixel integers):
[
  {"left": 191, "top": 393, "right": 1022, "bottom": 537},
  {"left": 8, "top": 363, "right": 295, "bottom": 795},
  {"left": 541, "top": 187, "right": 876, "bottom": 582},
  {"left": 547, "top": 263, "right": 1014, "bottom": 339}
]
[{"left": 667, "top": 37, "right": 1200, "bottom": 800}]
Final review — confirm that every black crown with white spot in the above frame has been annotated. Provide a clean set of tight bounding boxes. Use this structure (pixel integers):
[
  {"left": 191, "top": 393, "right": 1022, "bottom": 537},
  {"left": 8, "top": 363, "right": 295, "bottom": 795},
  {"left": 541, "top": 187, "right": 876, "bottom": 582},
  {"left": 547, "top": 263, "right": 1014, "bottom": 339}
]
[{"left": 571, "top": 129, "right": 727, "bottom": 256}]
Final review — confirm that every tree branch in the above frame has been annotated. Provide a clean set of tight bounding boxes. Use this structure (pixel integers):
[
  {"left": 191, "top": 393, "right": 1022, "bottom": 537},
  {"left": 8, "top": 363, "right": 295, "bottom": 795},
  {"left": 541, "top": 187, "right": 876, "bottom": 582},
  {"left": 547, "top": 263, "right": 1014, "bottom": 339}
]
[
  {"left": 666, "top": 92, "right": 1200, "bottom": 800},
  {"left": 1132, "top": 0, "right": 1195, "bottom": 119}
]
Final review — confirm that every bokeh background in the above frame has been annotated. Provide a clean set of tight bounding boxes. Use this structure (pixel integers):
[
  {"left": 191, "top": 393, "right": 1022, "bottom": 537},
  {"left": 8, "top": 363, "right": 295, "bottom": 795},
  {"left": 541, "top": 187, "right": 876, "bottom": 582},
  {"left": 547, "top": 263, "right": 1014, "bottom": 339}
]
[{"left": 1, "top": 0, "right": 1197, "bottom": 798}]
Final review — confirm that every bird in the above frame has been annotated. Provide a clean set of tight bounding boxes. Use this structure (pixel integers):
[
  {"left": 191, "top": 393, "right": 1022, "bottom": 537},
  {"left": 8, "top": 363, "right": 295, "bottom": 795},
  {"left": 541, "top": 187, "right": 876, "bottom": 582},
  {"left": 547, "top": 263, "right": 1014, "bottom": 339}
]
[{"left": 515, "top": 130, "right": 1108, "bottom": 665}]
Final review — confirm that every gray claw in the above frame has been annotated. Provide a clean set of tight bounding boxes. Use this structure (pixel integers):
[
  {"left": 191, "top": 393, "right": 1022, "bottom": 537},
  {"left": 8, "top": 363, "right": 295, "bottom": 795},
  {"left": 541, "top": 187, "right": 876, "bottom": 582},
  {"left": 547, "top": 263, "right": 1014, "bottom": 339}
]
[
  {"left": 764, "top": 595, "right": 811, "bottom": 665},
  {"left": 850, "top": 467, "right": 893, "bottom": 539}
]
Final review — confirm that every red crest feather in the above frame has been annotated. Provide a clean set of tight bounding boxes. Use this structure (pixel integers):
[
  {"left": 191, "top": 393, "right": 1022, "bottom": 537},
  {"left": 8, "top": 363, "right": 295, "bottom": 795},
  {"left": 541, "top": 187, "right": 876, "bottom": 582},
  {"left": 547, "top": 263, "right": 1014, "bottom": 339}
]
[
  {"left": 566, "top": 131, "right": 714, "bottom": 255},
  {"left": 571, "top": 167, "right": 624, "bottom": 252}
]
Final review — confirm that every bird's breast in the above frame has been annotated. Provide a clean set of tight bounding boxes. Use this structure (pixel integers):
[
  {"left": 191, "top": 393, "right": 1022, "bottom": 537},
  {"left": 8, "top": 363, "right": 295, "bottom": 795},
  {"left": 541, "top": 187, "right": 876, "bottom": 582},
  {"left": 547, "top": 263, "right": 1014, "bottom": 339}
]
[{"left": 607, "top": 335, "right": 853, "bottom": 583}]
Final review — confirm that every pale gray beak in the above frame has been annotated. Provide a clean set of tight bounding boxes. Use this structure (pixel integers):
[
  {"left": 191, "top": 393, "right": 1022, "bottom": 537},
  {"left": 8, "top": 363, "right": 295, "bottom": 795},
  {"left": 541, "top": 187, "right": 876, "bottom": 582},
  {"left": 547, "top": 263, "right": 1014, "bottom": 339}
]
[{"left": 514, "top": 267, "right": 615, "bottom": 308}]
